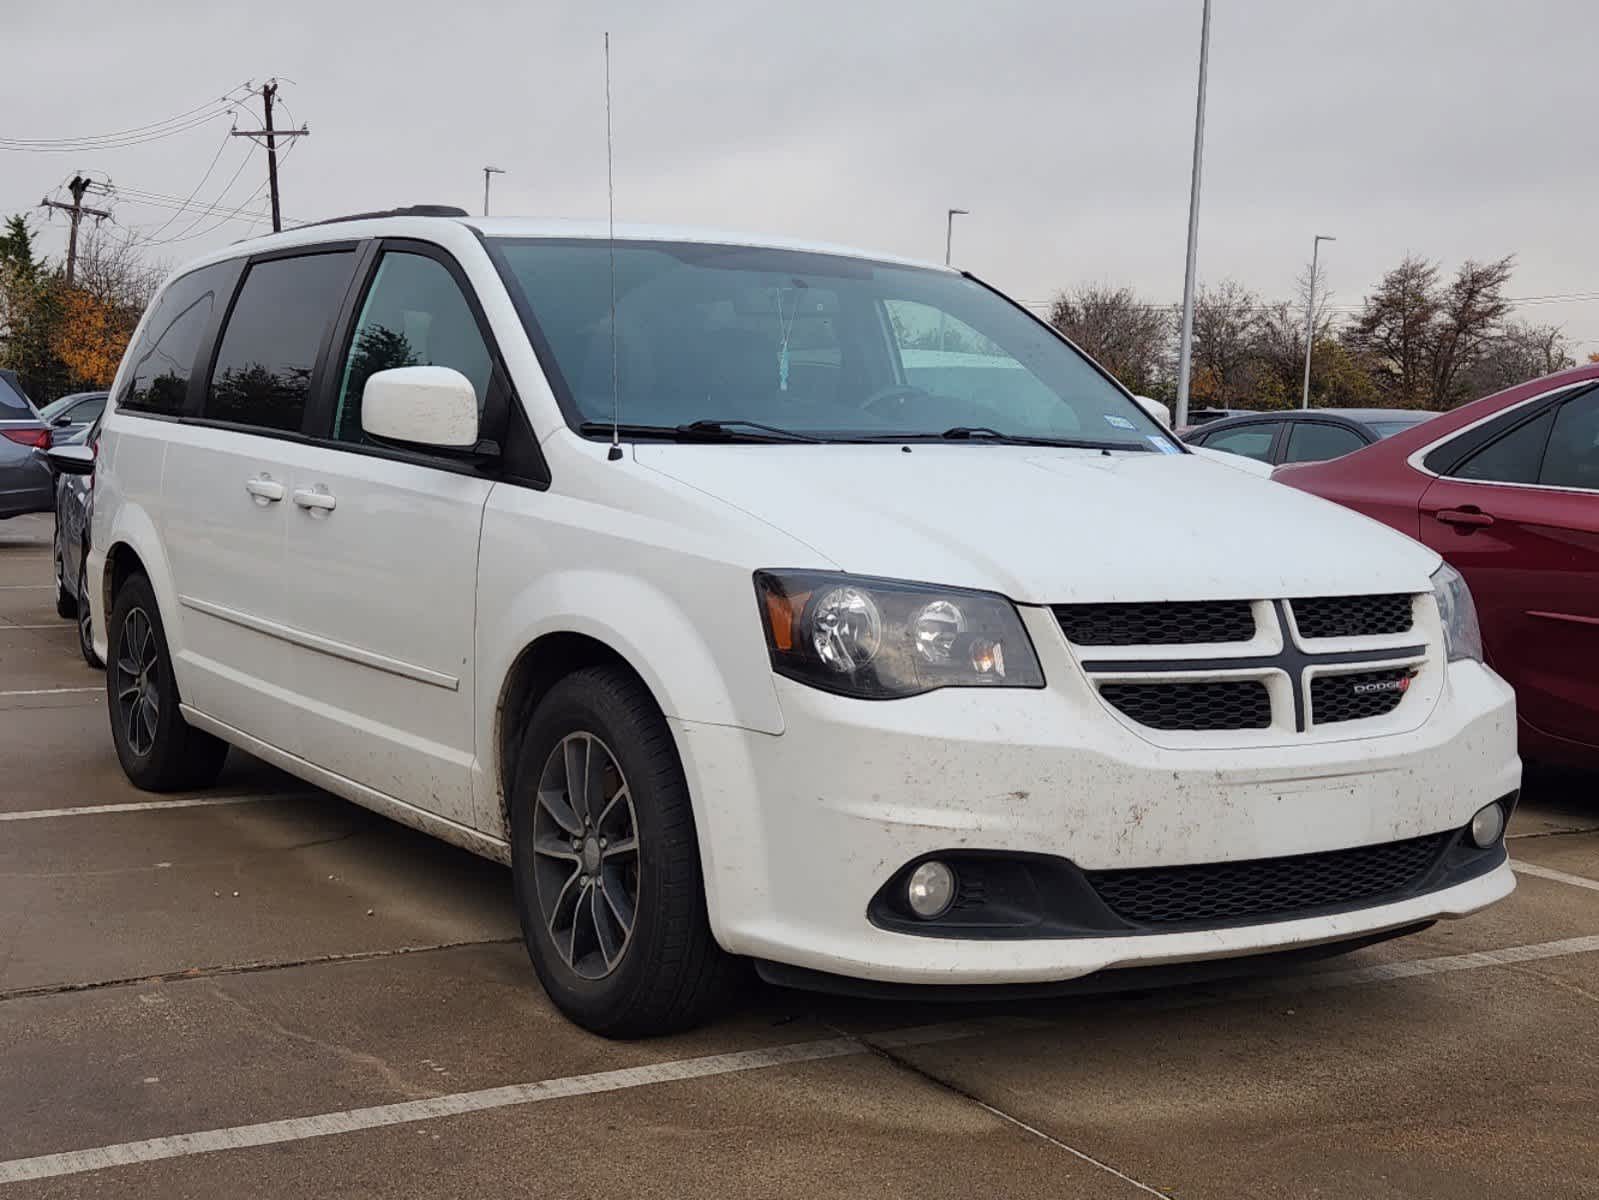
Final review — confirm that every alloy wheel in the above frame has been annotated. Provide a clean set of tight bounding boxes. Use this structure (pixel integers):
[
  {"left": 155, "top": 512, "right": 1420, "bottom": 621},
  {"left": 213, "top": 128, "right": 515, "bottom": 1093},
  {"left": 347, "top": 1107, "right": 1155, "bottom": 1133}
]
[
  {"left": 77, "top": 561, "right": 92, "bottom": 652},
  {"left": 531, "top": 732, "right": 640, "bottom": 980},
  {"left": 115, "top": 607, "right": 160, "bottom": 756}
]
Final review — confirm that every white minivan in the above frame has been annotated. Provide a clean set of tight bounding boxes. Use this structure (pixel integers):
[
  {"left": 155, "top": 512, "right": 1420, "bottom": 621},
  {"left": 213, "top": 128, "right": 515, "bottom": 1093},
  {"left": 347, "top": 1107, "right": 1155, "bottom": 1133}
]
[{"left": 77, "top": 209, "right": 1519, "bottom": 1035}]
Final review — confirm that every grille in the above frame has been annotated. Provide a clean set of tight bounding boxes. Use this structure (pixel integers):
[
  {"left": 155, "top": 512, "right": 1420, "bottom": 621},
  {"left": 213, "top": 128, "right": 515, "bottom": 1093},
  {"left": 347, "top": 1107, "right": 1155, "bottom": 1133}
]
[
  {"left": 1311, "top": 668, "right": 1414, "bottom": 725},
  {"left": 1292, "top": 594, "right": 1413, "bottom": 639},
  {"left": 1098, "top": 680, "right": 1270, "bottom": 731},
  {"left": 1086, "top": 833, "right": 1448, "bottom": 927},
  {"left": 1054, "top": 601, "right": 1254, "bottom": 646}
]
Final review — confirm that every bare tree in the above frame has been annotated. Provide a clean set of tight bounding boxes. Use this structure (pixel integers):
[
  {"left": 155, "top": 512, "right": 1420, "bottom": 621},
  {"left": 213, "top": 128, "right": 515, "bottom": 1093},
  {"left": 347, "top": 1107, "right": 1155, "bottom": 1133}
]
[
  {"left": 1458, "top": 320, "right": 1574, "bottom": 400},
  {"left": 1345, "top": 255, "right": 1440, "bottom": 407},
  {"left": 1048, "top": 285, "right": 1171, "bottom": 397},
  {"left": 1189, "top": 279, "right": 1261, "bottom": 405},
  {"left": 1429, "top": 256, "right": 1514, "bottom": 407},
  {"left": 73, "top": 225, "right": 164, "bottom": 313}
]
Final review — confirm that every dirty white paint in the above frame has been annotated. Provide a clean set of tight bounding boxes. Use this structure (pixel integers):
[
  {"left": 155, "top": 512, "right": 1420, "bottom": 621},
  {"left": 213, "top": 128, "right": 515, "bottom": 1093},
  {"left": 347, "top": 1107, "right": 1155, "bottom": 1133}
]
[
  {"left": 1512, "top": 861, "right": 1599, "bottom": 894},
  {"left": 5, "top": 936, "right": 1599, "bottom": 1186}
]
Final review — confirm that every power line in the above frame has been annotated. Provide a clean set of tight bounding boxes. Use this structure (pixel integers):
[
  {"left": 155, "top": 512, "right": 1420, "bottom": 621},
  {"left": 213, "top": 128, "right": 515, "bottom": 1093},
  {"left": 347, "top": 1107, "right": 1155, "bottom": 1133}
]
[
  {"left": 229, "top": 80, "right": 308, "bottom": 232},
  {"left": 0, "top": 88, "right": 252, "bottom": 151},
  {"left": 129, "top": 133, "right": 236, "bottom": 240}
]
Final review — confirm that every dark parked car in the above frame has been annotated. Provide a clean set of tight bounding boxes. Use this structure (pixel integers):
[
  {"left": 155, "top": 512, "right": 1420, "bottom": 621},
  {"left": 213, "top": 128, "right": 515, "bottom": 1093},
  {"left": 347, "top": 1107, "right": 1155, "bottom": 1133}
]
[
  {"left": 1278, "top": 365, "right": 1599, "bottom": 770},
  {"left": 1183, "top": 408, "right": 1437, "bottom": 466},
  {"left": 1, "top": 372, "right": 55, "bottom": 519},
  {"left": 37, "top": 390, "right": 108, "bottom": 440},
  {"left": 47, "top": 422, "right": 101, "bottom": 667}
]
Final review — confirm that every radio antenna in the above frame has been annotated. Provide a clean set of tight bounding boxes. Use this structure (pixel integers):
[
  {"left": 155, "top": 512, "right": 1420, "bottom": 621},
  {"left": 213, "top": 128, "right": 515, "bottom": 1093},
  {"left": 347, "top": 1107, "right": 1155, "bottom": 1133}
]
[{"left": 604, "top": 31, "right": 622, "bottom": 462}]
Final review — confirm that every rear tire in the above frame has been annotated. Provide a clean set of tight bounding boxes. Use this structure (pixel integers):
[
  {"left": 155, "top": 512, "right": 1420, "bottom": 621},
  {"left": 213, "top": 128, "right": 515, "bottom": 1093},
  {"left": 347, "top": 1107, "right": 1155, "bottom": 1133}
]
[
  {"left": 107, "top": 574, "right": 228, "bottom": 791},
  {"left": 509, "top": 666, "right": 735, "bottom": 1037}
]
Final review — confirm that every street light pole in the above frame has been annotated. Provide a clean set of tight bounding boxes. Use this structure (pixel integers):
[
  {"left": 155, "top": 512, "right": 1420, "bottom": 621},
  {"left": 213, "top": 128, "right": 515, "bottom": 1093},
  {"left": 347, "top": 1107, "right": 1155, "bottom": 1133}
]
[
  {"left": 945, "top": 207, "right": 969, "bottom": 266},
  {"left": 482, "top": 166, "right": 506, "bottom": 217},
  {"left": 1300, "top": 234, "right": 1335, "bottom": 409},
  {"left": 1173, "top": 0, "right": 1212, "bottom": 431},
  {"left": 940, "top": 208, "right": 969, "bottom": 352}
]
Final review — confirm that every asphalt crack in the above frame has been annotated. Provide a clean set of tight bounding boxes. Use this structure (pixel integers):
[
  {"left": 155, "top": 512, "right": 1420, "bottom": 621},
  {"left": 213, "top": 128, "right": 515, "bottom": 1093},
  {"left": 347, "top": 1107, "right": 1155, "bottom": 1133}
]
[{"left": 0, "top": 937, "right": 521, "bottom": 1004}]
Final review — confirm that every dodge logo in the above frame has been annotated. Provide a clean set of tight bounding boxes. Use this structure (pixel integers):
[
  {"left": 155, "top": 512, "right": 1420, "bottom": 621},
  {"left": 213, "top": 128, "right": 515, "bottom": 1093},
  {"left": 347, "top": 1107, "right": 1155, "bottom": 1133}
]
[{"left": 1352, "top": 677, "right": 1411, "bottom": 695}]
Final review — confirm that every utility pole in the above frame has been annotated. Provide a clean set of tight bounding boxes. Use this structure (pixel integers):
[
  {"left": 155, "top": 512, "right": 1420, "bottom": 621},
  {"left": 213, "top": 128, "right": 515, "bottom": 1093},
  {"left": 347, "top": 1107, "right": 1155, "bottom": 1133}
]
[
  {"left": 482, "top": 166, "right": 506, "bottom": 216},
  {"left": 39, "top": 175, "right": 112, "bottom": 286},
  {"left": 1300, "top": 234, "right": 1336, "bottom": 409},
  {"left": 231, "top": 80, "right": 308, "bottom": 232},
  {"left": 1173, "top": 0, "right": 1213, "bottom": 431}
]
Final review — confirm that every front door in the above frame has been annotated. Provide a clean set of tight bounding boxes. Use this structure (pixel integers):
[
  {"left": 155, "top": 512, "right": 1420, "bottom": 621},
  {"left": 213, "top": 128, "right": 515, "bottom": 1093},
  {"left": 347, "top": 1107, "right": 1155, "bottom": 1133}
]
[
  {"left": 1419, "top": 386, "right": 1599, "bottom": 749},
  {"left": 277, "top": 246, "right": 498, "bottom": 826}
]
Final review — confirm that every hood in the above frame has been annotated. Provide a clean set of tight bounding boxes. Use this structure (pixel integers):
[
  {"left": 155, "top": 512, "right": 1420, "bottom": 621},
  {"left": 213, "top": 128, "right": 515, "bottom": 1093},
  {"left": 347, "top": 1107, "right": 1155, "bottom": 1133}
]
[{"left": 633, "top": 443, "right": 1440, "bottom": 604}]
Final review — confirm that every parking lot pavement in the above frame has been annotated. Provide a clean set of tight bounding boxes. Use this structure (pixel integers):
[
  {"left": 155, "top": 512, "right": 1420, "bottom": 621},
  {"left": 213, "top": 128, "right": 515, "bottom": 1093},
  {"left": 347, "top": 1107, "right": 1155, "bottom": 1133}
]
[{"left": 3, "top": 513, "right": 1598, "bottom": 1198}]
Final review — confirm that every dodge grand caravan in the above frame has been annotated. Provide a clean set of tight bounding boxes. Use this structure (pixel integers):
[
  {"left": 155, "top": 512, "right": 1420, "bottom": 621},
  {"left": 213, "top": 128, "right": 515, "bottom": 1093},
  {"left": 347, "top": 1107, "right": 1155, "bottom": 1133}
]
[{"left": 76, "top": 210, "right": 1519, "bottom": 1035}]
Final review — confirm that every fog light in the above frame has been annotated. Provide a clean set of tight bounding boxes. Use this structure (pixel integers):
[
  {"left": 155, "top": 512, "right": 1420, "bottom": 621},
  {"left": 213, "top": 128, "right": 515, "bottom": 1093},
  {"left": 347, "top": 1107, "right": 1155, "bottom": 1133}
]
[
  {"left": 1470, "top": 802, "right": 1506, "bottom": 849},
  {"left": 906, "top": 861, "right": 956, "bottom": 919}
]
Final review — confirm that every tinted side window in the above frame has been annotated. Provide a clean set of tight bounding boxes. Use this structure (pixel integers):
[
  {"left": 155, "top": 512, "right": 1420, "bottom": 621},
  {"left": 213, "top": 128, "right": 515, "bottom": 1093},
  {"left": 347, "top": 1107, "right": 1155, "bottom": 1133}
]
[
  {"left": 1540, "top": 390, "right": 1599, "bottom": 491},
  {"left": 205, "top": 251, "right": 354, "bottom": 432},
  {"left": 120, "top": 264, "right": 233, "bottom": 415},
  {"left": 71, "top": 395, "right": 106, "bottom": 424},
  {"left": 0, "top": 376, "right": 29, "bottom": 415},
  {"left": 333, "top": 252, "right": 492, "bottom": 442},
  {"left": 1451, "top": 408, "right": 1555, "bottom": 484},
  {"left": 1203, "top": 423, "right": 1278, "bottom": 462},
  {"left": 1282, "top": 421, "right": 1366, "bottom": 464}
]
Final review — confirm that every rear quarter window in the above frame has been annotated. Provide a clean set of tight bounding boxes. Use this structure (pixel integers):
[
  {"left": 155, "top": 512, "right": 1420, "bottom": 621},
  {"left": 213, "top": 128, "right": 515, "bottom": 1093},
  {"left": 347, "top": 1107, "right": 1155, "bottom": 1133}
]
[{"left": 119, "top": 262, "right": 240, "bottom": 416}]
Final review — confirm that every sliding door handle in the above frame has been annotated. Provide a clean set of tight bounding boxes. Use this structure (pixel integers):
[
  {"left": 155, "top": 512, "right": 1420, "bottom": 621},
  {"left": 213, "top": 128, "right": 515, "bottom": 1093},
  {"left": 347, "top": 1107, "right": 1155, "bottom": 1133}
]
[
  {"left": 292, "top": 487, "right": 337, "bottom": 514},
  {"left": 244, "top": 476, "right": 284, "bottom": 504}
]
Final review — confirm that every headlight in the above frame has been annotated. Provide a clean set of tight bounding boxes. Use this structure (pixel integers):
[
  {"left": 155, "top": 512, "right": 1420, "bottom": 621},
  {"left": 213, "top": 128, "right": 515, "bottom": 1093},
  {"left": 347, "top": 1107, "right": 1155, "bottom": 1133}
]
[
  {"left": 1431, "top": 563, "right": 1483, "bottom": 663},
  {"left": 755, "top": 571, "right": 1045, "bottom": 699}
]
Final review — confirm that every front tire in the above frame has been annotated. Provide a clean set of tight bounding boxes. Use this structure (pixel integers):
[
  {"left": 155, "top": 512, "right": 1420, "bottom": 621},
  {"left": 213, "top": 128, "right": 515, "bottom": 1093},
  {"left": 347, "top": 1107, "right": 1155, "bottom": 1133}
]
[
  {"left": 54, "top": 524, "right": 76, "bottom": 619},
  {"left": 107, "top": 574, "right": 228, "bottom": 791},
  {"left": 77, "top": 556, "right": 102, "bottom": 669},
  {"left": 509, "top": 666, "right": 734, "bottom": 1037}
]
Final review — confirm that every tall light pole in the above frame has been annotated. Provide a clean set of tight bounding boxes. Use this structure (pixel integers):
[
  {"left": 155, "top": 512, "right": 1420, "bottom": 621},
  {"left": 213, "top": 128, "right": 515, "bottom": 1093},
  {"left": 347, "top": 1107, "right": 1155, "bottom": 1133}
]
[
  {"left": 1300, "top": 234, "right": 1335, "bottom": 409},
  {"left": 945, "top": 208, "right": 969, "bottom": 265},
  {"left": 1173, "top": 0, "right": 1213, "bottom": 431},
  {"left": 482, "top": 165, "right": 506, "bottom": 217},
  {"left": 940, "top": 208, "right": 969, "bottom": 352}
]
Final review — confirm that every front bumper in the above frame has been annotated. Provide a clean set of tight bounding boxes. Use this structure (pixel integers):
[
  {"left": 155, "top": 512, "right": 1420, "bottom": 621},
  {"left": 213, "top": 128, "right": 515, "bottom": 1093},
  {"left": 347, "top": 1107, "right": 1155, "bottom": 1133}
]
[{"left": 673, "top": 634, "right": 1520, "bottom": 986}]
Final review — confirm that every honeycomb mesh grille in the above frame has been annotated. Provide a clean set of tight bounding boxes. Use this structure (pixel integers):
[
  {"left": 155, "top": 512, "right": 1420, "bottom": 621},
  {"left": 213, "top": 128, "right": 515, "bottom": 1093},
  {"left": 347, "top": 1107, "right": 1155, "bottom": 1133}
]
[
  {"left": 1292, "top": 594, "right": 1413, "bottom": 639},
  {"left": 1098, "top": 680, "right": 1271, "bottom": 731},
  {"left": 1086, "top": 834, "right": 1449, "bottom": 927},
  {"left": 1311, "top": 668, "right": 1414, "bottom": 725},
  {"left": 1053, "top": 601, "right": 1255, "bottom": 646}
]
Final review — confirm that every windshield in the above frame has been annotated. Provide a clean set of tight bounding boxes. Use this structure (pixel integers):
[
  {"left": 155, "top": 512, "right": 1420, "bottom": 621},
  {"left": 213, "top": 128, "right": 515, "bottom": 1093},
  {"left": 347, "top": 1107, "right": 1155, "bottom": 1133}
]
[
  {"left": 1366, "top": 417, "right": 1432, "bottom": 438},
  {"left": 490, "top": 239, "right": 1172, "bottom": 450}
]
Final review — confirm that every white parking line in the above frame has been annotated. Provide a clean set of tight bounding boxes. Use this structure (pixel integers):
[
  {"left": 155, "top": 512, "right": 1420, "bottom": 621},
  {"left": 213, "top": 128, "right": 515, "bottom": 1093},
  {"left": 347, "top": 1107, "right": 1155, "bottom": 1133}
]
[
  {"left": 0, "top": 687, "right": 101, "bottom": 697},
  {"left": 4, "top": 934, "right": 1599, "bottom": 1186},
  {"left": 1513, "top": 861, "right": 1599, "bottom": 894},
  {"left": 0, "top": 794, "right": 293, "bottom": 822},
  {"left": 0, "top": 623, "right": 71, "bottom": 630}
]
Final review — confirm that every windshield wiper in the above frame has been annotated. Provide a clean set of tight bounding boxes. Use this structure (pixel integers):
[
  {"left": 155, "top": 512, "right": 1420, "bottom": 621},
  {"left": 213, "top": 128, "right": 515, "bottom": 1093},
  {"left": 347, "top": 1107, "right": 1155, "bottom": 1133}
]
[
  {"left": 577, "top": 420, "right": 823, "bottom": 444},
  {"left": 675, "top": 419, "right": 824, "bottom": 443},
  {"left": 937, "top": 426, "right": 1149, "bottom": 451}
]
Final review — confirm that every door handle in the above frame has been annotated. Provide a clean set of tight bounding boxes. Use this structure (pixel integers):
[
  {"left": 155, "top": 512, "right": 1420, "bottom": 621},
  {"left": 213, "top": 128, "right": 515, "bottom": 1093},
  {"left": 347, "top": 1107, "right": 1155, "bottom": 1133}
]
[
  {"left": 292, "top": 487, "right": 337, "bottom": 514},
  {"left": 1435, "top": 507, "right": 1494, "bottom": 529},
  {"left": 244, "top": 476, "right": 285, "bottom": 504}
]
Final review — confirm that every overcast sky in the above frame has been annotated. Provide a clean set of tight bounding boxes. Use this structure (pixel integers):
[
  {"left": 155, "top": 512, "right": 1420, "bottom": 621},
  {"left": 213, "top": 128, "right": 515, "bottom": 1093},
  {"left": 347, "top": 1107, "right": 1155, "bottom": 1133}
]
[{"left": 3, "top": 0, "right": 1594, "bottom": 347}]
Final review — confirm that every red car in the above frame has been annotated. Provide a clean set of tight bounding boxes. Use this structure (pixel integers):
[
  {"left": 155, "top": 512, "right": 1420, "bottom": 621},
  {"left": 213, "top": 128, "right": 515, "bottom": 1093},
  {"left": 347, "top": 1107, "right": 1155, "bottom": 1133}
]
[{"left": 1277, "top": 365, "right": 1599, "bottom": 770}]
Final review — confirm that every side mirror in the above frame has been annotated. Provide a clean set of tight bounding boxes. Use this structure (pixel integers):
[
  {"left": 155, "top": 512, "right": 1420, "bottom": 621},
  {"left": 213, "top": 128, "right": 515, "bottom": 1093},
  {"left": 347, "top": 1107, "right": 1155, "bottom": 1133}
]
[
  {"left": 361, "top": 367, "right": 480, "bottom": 450},
  {"left": 52, "top": 414, "right": 73, "bottom": 428},
  {"left": 1132, "top": 395, "right": 1172, "bottom": 429},
  {"left": 46, "top": 444, "right": 95, "bottom": 476}
]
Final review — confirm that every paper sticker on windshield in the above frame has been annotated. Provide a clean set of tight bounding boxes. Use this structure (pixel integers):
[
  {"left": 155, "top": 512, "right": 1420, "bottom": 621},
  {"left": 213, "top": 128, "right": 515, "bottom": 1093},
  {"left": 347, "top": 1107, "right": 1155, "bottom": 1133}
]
[
  {"left": 1147, "top": 435, "right": 1182, "bottom": 454},
  {"left": 1103, "top": 414, "right": 1137, "bottom": 431}
]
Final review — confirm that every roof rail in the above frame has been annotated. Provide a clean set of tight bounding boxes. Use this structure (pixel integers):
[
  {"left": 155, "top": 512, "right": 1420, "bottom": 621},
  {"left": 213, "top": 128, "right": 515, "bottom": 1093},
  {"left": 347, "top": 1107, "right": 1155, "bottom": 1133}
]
[{"left": 294, "top": 204, "right": 471, "bottom": 229}]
